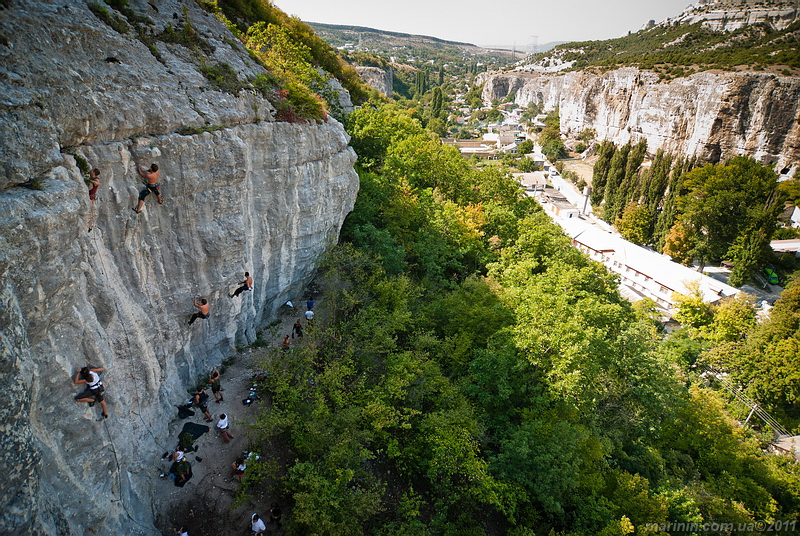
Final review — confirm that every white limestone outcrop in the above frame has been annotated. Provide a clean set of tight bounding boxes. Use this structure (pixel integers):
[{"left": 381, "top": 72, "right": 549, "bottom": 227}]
[{"left": 480, "top": 68, "right": 800, "bottom": 169}]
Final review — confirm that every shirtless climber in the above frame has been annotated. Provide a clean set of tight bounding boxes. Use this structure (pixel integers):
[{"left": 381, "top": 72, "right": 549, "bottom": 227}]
[
  {"left": 74, "top": 366, "right": 108, "bottom": 418},
  {"left": 229, "top": 271, "right": 254, "bottom": 298},
  {"left": 133, "top": 163, "right": 163, "bottom": 213},
  {"left": 188, "top": 297, "right": 209, "bottom": 326}
]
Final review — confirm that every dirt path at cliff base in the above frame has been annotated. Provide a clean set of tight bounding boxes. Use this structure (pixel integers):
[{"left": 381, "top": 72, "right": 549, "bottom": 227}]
[{"left": 152, "top": 303, "right": 307, "bottom": 536}]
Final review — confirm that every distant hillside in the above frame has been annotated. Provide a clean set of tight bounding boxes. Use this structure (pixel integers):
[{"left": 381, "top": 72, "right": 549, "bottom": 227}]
[
  {"left": 309, "top": 22, "right": 479, "bottom": 47},
  {"left": 308, "top": 21, "right": 516, "bottom": 74},
  {"left": 516, "top": 0, "right": 799, "bottom": 76}
]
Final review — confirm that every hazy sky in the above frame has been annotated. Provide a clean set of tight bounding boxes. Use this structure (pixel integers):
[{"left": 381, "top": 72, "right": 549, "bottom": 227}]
[{"left": 272, "top": 0, "right": 693, "bottom": 48}]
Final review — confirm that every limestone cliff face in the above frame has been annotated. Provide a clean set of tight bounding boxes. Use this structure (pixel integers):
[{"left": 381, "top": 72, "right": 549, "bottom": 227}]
[
  {"left": 0, "top": 2, "right": 358, "bottom": 535},
  {"left": 356, "top": 66, "right": 393, "bottom": 97},
  {"left": 480, "top": 68, "right": 800, "bottom": 170}
]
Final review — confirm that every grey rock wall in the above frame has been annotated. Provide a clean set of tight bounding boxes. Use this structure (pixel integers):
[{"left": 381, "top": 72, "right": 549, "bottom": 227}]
[
  {"left": 480, "top": 68, "right": 800, "bottom": 170},
  {"left": 0, "top": 1, "right": 358, "bottom": 534},
  {"left": 357, "top": 66, "right": 393, "bottom": 97}
]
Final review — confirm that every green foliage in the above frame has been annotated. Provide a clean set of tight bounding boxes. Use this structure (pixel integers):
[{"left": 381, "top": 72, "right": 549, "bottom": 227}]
[
  {"left": 346, "top": 104, "right": 426, "bottom": 170},
  {"left": 203, "top": 0, "right": 372, "bottom": 104},
  {"left": 198, "top": 62, "right": 244, "bottom": 94},
  {"left": 604, "top": 140, "right": 647, "bottom": 223},
  {"left": 590, "top": 140, "right": 616, "bottom": 206},
  {"left": 678, "top": 156, "right": 783, "bottom": 268},
  {"left": 71, "top": 153, "right": 91, "bottom": 176},
  {"left": 778, "top": 178, "right": 800, "bottom": 206},
  {"left": 516, "top": 156, "right": 539, "bottom": 173},
  {"left": 88, "top": 3, "right": 129, "bottom": 34},
  {"left": 615, "top": 202, "right": 652, "bottom": 245},
  {"left": 706, "top": 293, "right": 757, "bottom": 345},
  {"left": 430, "top": 87, "right": 443, "bottom": 118},
  {"left": 243, "top": 102, "right": 800, "bottom": 535},
  {"left": 176, "top": 124, "right": 225, "bottom": 136},
  {"left": 593, "top": 143, "right": 781, "bottom": 274},
  {"left": 542, "top": 138, "right": 566, "bottom": 162},
  {"left": 157, "top": 8, "right": 215, "bottom": 54},
  {"left": 244, "top": 22, "right": 329, "bottom": 122},
  {"left": 726, "top": 278, "right": 800, "bottom": 408},
  {"left": 672, "top": 283, "right": 714, "bottom": 331},
  {"left": 517, "top": 140, "right": 533, "bottom": 155}
]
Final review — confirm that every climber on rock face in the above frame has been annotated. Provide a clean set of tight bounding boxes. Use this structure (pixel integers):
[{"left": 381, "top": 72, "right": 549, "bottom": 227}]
[
  {"left": 87, "top": 168, "right": 100, "bottom": 203},
  {"left": 133, "top": 163, "right": 162, "bottom": 213},
  {"left": 87, "top": 168, "right": 101, "bottom": 232},
  {"left": 229, "top": 271, "right": 254, "bottom": 298},
  {"left": 188, "top": 297, "right": 209, "bottom": 326},
  {"left": 73, "top": 366, "right": 108, "bottom": 418}
]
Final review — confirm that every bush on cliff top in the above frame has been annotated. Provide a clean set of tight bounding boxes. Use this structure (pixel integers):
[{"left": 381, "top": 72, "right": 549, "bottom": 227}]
[{"left": 198, "top": 0, "right": 371, "bottom": 105}]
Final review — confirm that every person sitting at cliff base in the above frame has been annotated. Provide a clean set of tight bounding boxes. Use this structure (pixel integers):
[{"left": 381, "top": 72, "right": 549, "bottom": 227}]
[
  {"left": 74, "top": 365, "right": 108, "bottom": 418},
  {"left": 230, "top": 271, "right": 254, "bottom": 298},
  {"left": 188, "top": 297, "right": 209, "bottom": 326},
  {"left": 133, "top": 163, "right": 162, "bottom": 213},
  {"left": 170, "top": 457, "right": 193, "bottom": 487}
]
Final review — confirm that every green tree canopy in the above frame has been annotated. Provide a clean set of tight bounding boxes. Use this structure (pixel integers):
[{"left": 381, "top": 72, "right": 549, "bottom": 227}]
[{"left": 678, "top": 156, "right": 782, "bottom": 267}]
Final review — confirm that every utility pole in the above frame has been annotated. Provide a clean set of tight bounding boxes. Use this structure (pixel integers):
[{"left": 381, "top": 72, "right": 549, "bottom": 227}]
[{"left": 526, "top": 35, "right": 538, "bottom": 64}]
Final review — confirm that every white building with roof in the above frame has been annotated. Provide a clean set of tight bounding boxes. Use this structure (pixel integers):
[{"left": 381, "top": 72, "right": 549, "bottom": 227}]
[
  {"left": 771, "top": 238, "right": 800, "bottom": 258},
  {"left": 556, "top": 216, "right": 739, "bottom": 312}
]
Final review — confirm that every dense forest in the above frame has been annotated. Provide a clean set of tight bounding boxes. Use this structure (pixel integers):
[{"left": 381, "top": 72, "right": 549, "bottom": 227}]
[{"left": 236, "top": 103, "right": 800, "bottom": 535}]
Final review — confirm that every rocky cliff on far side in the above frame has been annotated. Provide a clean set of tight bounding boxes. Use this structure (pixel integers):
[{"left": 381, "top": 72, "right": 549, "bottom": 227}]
[
  {"left": 357, "top": 65, "right": 393, "bottom": 96},
  {"left": 480, "top": 68, "right": 800, "bottom": 170},
  {"left": 0, "top": 2, "right": 358, "bottom": 535}
]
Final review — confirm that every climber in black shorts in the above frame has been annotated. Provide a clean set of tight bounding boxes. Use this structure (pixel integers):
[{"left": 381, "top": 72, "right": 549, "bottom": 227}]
[
  {"left": 133, "top": 163, "right": 163, "bottom": 213},
  {"left": 74, "top": 366, "right": 108, "bottom": 418}
]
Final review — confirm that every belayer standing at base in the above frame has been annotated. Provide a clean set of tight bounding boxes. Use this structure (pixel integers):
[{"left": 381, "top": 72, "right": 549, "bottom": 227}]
[
  {"left": 133, "top": 163, "right": 163, "bottom": 213},
  {"left": 74, "top": 366, "right": 108, "bottom": 418},
  {"left": 209, "top": 366, "right": 223, "bottom": 403}
]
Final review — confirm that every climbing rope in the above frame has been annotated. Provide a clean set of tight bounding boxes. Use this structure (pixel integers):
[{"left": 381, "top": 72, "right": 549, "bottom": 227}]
[
  {"left": 88, "top": 201, "right": 95, "bottom": 233},
  {"left": 89, "top": 227, "right": 172, "bottom": 451},
  {"left": 101, "top": 418, "right": 162, "bottom": 535}
]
